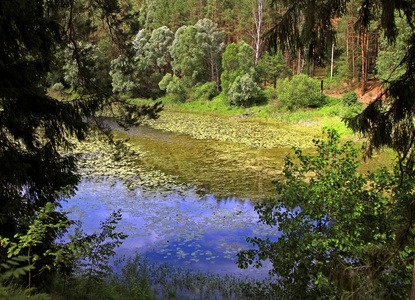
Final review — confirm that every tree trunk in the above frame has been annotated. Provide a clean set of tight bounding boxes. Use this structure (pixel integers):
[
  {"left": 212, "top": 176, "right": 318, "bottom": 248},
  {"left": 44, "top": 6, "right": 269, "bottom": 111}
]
[
  {"left": 351, "top": 11, "right": 355, "bottom": 80},
  {"left": 374, "top": 29, "right": 379, "bottom": 76},
  {"left": 330, "top": 43, "right": 334, "bottom": 78},
  {"left": 361, "top": 31, "right": 367, "bottom": 95},
  {"left": 346, "top": 22, "right": 349, "bottom": 58},
  {"left": 352, "top": 34, "right": 355, "bottom": 79},
  {"left": 366, "top": 31, "right": 370, "bottom": 82},
  {"left": 210, "top": 52, "right": 215, "bottom": 82},
  {"left": 215, "top": 60, "right": 220, "bottom": 93},
  {"left": 252, "top": 0, "right": 264, "bottom": 64},
  {"left": 311, "top": 59, "right": 315, "bottom": 78},
  {"left": 297, "top": 49, "right": 301, "bottom": 75},
  {"left": 292, "top": 56, "right": 296, "bottom": 75}
]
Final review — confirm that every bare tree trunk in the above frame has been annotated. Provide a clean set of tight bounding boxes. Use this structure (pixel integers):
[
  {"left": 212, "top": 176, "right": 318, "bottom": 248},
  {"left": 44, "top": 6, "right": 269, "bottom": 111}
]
[
  {"left": 345, "top": 22, "right": 351, "bottom": 85},
  {"left": 251, "top": 0, "right": 264, "bottom": 64},
  {"left": 366, "top": 31, "right": 370, "bottom": 82},
  {"left": 351, "top": 11, "right": 355, "bottom": 80},
  {"left": 311, "top": 59, "right": 315, "bottom": 78},
  {"left": 361, "top": 31, "right": 367, "bottom": 95},
  {"left": 346, "top": 22, "right": 349, "bottom": 58},
  {"left": 292, "top": 53, "right": 296, "bottom": 75},
  {"left": 330, "top": 43, "right": 334, "bottom": 78},
  {"left": 352, "top": 35, "right": 355, "bottom": 79},
  {"left": 374, "top": 29, "right": 379, "bottom": 76},
  {"left": 297, "top": 49, "right": 301, "bottom": 75}
]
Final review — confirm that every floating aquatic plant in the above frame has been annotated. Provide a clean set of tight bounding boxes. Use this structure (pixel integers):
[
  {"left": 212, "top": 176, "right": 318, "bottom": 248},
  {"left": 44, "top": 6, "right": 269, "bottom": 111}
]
[{"left": 142, "top": 110, "right": 318, "bottom": 149}]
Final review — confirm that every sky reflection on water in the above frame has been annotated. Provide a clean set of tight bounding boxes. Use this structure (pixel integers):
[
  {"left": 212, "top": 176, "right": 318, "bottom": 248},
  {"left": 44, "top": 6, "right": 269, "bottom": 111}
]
[{"left": 62, "top": 179, "right": 280, "bottom": 279}]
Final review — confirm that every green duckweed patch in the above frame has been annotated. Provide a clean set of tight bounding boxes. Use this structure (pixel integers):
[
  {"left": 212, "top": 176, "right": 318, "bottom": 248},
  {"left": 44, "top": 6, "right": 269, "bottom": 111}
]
[
  {"left": 68, "top": 109, "right": 392, "bottom": 200},
  {"left": 70, "top": 134, "right": 193, "bottom": 193},
  {"left": 142, "top": 110, "right": 319, "bottom": 149},
  {"left": 106, "top": 109, "right": 323, "bottom": 199},
  {"left": 111, "top": 125, "right": 290, "bottom": 200}
]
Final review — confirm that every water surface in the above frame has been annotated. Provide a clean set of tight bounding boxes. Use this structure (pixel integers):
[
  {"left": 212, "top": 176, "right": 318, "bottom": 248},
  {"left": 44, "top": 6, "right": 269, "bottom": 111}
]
[
  {"left": 63, "top": 179, "right": 280, "bottom": 279},
  {"left": 65, "top": 121, "right": 395, "bottom": 280}
]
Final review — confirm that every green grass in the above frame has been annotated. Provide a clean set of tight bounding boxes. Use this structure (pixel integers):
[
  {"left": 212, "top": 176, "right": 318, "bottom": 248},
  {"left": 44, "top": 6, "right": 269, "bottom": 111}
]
[
  {"left": 129, "top": 92, "right": 361, "bottom": 140},
  {"left": 320, "top": 116, "right": 355, "bottom": 136}
]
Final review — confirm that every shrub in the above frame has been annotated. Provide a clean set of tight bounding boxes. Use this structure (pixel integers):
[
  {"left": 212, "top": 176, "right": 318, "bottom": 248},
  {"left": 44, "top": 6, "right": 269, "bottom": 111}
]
[
  {"left": 50, "top": 82, "right": 65, "bottom": 92},
  {"left": 190, "top": 82, "right": 217, "bottom": 100},
  {"left": 277, "top": 75, "right": 327, "bottom": 110},
  {"left": 50, "top": 82, "right": 65, "bottom": 93},
  {"left": 343, "top": 103, "right": 363, "bottom": 118},
  {"left": 227, "top": 74, "right": 260, "bottom": 106},
  {"left": 221, "top": 42, "right": 256, "bottom": 95},
  {"left": 158, "top": 73, "right": 173, "bottom": 91},
  {"left": 158, "top": 74, "right": 187, "bottom": 102},
  {"left": 341, "top": 91, "right": 358, "bottom": 106}
]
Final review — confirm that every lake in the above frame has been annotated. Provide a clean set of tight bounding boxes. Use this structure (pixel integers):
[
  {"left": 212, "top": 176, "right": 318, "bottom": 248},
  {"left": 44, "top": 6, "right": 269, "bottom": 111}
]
[
  {"left": 62, "top": 118, "right": 394, "bottom": 297},
  {"left": 62, "top": 179, "right": 279, "bottom": 279}
]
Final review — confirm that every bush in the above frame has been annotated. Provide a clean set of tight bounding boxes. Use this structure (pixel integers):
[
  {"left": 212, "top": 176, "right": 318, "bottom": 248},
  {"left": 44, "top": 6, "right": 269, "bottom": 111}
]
[
  {"left": 227, "top": 74, "right": 260, "bottom": 106},
  {"left": 50, "top": 82, "right": 65, "bottom": 92},
  {"left": 343, "top": 103, "right": 363, "bottom": 118},
  {"left": 264, "top": 87, "right": 278, "bottom": 102},
  {"left": 190, "top": 82, "right": 217, "bottom": 100},
  {"left": 158, "top": 74, "right": 187, "bottom": 102},
  {"left": 341, "top": 91, "right": 358, "bottom": 106},
  {"left": 158, "top": 73, "right": 173, "bottom": 91},
  {"left": 238, "top": 129, "right": 413, "bottom": 299},
  {"left": 110, "top": 55, "right": 137, "bottom": 94},
  {"left": 221, "top": 41, "right": 257, "bottom": 97},
  {"left": 276, "top": 75, "right": 327, "bottom": 110}
]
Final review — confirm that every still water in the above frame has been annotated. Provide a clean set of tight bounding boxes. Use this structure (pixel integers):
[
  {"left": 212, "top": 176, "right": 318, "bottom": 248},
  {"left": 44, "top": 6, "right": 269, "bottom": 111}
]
[
  {"left": 62, "top": 122, "right": 394, "bottom": 281},
  {"left": 62, "top": 179, "right": 279, "bottom": 278}
]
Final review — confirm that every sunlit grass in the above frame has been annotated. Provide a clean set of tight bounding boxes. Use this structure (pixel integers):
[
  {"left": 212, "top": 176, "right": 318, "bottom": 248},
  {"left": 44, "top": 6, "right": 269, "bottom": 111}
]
[{"left": 130, "top": 93, "right": 360, "bottom": 139}]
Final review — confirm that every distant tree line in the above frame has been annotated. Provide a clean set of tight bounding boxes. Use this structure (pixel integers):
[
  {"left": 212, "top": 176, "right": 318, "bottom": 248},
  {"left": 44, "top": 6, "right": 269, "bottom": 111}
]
[{"left": 48, "top": 0, "right": 411, "bottom": 107}]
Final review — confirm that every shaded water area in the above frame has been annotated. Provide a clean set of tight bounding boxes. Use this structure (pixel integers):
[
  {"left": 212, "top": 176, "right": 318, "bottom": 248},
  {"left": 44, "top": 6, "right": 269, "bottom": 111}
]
[
  {"left": 111, "top": 120, "right": 393, "bottom": 200},
  {"left": 63, "top": 114, "right": 395, "bottom": 296},
  {"left": 113, "top": 124, "right": 291, "bottom": 200}
]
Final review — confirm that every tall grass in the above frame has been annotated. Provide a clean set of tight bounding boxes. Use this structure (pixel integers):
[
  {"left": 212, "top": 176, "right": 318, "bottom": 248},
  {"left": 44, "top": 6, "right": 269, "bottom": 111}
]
[
  {"left": 48, "top": 255, "right": 276, "bottom": 300},
  {"left": 111, "top": 255, "right": 277, "bottom": 300}
]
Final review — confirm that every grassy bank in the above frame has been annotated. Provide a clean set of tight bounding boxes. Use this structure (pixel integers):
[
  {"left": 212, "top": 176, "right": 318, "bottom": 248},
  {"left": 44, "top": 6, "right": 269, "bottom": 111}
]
[{"left": 130, "top": 92, "right": 362, "bottom": 139}]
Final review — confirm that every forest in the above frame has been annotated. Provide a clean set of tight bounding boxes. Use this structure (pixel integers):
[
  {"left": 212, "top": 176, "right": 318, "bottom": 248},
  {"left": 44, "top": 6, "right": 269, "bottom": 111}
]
[
  {"left": 1, "top": 0, "right": 415, "bottom": 299},
  {"left": 48, "top": 0, "right": 407, "bottom": 104}
]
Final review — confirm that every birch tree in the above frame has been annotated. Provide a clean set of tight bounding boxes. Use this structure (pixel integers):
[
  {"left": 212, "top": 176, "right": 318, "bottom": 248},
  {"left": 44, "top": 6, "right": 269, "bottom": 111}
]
[{"left": 250, "top": 0, "right": 265, "bottom": 64}]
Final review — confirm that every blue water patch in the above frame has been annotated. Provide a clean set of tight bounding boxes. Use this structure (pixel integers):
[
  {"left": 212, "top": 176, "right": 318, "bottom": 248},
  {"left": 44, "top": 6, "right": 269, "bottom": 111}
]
[{"left": 61, "top": 179, "right": 281, "bottom": 279}]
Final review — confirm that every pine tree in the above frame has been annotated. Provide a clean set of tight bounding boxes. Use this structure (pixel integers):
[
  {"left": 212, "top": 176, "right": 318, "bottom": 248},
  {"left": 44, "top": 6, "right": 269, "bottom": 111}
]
[
  {"left": 267, "top": 0, "right": 344, "bottom": 66},
  {"left": 0, "top": 0, "right": 161, "bottom": 280}
]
